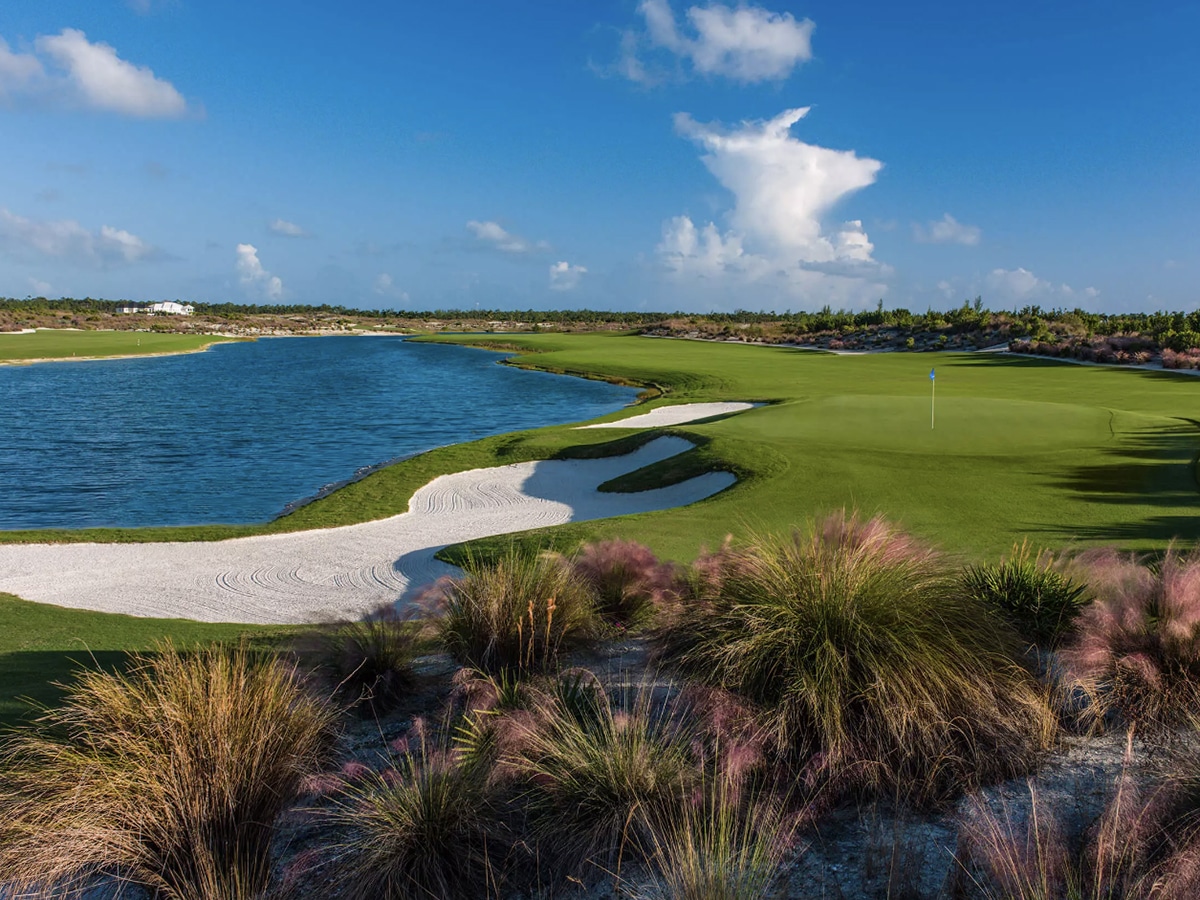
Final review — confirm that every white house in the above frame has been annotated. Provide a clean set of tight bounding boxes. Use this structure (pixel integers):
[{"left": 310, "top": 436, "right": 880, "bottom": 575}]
[{"left": 116, "top": 302, "right": 194, "bottom": 316}]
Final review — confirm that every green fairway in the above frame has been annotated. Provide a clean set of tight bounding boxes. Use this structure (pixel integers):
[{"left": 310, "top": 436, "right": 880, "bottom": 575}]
[
  {"left": 1, "top": 332, "right": 1197, "bottom": 717},
  {"left": 0, "top": 593, "right": 293, "bottom": 728},
  {"left": 0, "top": 329, "right": 239, "bottom": 363}
]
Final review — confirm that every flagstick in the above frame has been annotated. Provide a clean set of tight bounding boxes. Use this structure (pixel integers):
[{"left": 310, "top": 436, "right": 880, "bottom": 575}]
[{"left": 931, "top": 377, "right": 935, "bottom": 430}]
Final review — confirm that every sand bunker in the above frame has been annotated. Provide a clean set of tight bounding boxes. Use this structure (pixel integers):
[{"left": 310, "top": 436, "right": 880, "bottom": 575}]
[
  {"left": 0, "top": 437, "right": 733, "bottom": 625},
  {"left": 580, "top": 401, "right": 756, "bottom": 429}
]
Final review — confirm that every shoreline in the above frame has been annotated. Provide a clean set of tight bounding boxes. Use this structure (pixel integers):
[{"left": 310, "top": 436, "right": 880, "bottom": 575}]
[{"left": 0, "top": 334, "right": 245, "bottom": 367}]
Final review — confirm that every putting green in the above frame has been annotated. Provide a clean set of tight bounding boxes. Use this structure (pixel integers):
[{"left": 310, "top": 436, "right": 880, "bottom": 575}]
[{"left": 0, "top": 329, "right": 237, "bottom": 363}]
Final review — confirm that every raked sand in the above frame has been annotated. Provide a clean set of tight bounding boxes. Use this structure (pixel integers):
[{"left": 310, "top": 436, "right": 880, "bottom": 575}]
[
  {"left": 0, "top": 436, "right": 733, "bottom": 625},
  {"left": 580, "top": 401, "right": 756, "bottom": 429}
]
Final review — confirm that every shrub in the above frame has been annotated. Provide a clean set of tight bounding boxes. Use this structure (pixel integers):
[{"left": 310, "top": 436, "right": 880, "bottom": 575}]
[
  {"left": 963, "top": 541, "right": 1090, "bottom": 647},
  {"left": 427, "top": 549, "right": 601, "bottom": 676},
  {"left": 659, "top": 512, "right": 1057, "bottom": 804},
  {"left": 507, "top": 677, "right": 699, "bottom": 872},
  {"left": 0, "top": 643, "right": 338, "bottom": 900},
  {"left": 325, "top": 725, "right": 499, "bottom": 900},
  {"left": 567, "top": 539, "right": 683, "bottom": 628},
  {"left": 1062, "top": 546, "right": 1200, "bottom": 737},
  {"left": 320, "top": 604, "right": 418, "bottom": 717}
]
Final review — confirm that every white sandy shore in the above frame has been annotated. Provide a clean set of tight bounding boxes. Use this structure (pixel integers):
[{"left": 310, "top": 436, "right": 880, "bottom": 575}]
[
  {"left": 0, "top": 437, "right": 733, "bottom": 625},
  {"left": 580, "top": 401, "right": 757, "bottom": 429}
]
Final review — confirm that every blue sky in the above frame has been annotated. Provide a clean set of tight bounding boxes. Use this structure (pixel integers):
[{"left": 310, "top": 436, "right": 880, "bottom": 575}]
[{"left": 0, "top": 1, "right": 1195, "bottom": 313}]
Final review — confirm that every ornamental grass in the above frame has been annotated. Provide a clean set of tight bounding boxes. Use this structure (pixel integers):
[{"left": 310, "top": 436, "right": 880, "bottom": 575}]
[
  {"left": 426, "top": 548, "right": 601, "bottom": 676},
  {"left": 1061, "top": 546, "right": 1200, "bottom": 738},
  {"left": 658, "top": 512, "right": 1057, "bottom": 805},
  {"left": 318, "top": 604, "right": 418, "bottom": 717},
  {"left": 565, "top": 539, "right": 684, "bottom": 628},
  {"left": 0, "top": 642, "right": 338, "bottom": 900}
]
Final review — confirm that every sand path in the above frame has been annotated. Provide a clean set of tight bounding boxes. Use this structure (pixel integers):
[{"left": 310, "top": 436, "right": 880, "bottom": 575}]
[{"left": 0, "top": 437, "right": 733, "bottom": 624}]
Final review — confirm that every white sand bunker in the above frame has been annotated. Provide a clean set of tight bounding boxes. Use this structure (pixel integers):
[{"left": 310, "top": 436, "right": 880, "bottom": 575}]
[
  {"left": 0, "top": 437, "right": 733, "bottom": 625},
  {"left": 580, "top": 401, "right": 756, "bottom": 429}
]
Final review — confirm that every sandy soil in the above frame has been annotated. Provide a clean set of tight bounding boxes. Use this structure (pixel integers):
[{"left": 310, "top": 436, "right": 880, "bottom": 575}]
[
  {"left": 0, "top": 437, "right": 734, "bottom": 624},
  {"left": 579, "top": 401, "right": 757, "bottom": 428}
]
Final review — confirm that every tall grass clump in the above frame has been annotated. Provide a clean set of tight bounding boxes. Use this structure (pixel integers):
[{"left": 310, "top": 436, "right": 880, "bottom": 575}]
[
  {"left": 319, "top": 604, "right": 418, "bottom": 717},
  {"left": 507, "top": 675, "right": 699, "bottom": 873},
  {"left": 660, "top": 512, "right": 1057, "bottom": 804},
  {"left": 326, "top": 723, "right": 499, "bottom": 900},
  {"left": 0, "top": 642, "right": 338, "bottom": 900},
  {"left": 639, "top": 776, "right": 797, "bottom": 900},
  {"left": 427, "top": 549, "right": 601, "bottom": 676},
  {"left": 1062, "top": 546, "right": 1200, "bottom": 736},
  {"left": 963, "top": 541, "right": 1090, "bottom": 647},
  {"left": 566, "top": 539, "right": 683, "bottom": 628}
]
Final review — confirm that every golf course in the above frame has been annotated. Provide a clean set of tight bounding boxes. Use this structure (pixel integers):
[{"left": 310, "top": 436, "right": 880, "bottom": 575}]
[
  {"left": 1, "top": 332, "right": 1196, "bottom": 724},
  {"left": 0, "top": 328, "right": 239, "bottom": 364}
]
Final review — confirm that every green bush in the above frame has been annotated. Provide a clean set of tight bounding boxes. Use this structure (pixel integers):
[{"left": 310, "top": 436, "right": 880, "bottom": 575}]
[{"left": 963, "top": 541, "right": 1090, "bottom": 647}]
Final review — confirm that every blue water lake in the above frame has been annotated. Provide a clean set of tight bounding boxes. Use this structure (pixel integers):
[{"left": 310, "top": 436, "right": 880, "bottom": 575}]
[{"left": 0, "top": 336, "right": 638, "bottom": 530}]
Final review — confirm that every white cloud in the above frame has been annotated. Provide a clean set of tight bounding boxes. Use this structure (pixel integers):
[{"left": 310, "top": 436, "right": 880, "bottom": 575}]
[
  {"left": 984, "top": 267, "right": 1099, "bottom": 305},
  {"left": 235, "top": 243, "right": 283, "bottom": 301},
  {"left": 269, "top": 218, "right": 309, "bottom": 238},
  {"left": 549, "top": 261, "right": 587, "bottom": 291},
  {"left": 0, "top": 29, "right": 188, "bottom": 118},
  {"left": 466, "top": 220, "right": 548, "bottom": 254},
  {"left": 913, "top": 213, "right": 981, "bottom": 246},
  {"left": 0, "top": 37, "right": 43, "bottom": 98},
  {"left": 621, "top": 0, "right": 814, "bottom": 84},
  {"left": 0, "top": 208, "right": 159, "bottom": 266},
  {"left": 657, "top": 108, "right": 887, "bottom": 308},
  {"left": 372, "top": 272, "right": 410, "bottom": 302},
  {"left": 27, "top": 277, "right": 51, "bottom": 296}
]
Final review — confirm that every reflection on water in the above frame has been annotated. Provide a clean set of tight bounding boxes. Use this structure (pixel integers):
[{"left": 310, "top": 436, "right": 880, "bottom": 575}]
[{"left": 0, "top": 337, "right": 636, "bottom": 529}]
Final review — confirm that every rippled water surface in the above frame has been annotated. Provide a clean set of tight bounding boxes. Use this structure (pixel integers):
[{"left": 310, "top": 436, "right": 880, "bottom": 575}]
[{"left": 0, "top": 337, "right": 637, "bottom": 529}]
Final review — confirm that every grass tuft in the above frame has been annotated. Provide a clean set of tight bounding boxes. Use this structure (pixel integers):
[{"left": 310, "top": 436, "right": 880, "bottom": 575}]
[
  {"left": 566, "top": 539, "right": 684, "bottom": 628},
  {"left": 425, "top": 548, "right": 601, "bottom": 676},
  {"left": 963, "top": 540, "right": 1090, "bottom": 647},
  {"left": 316, "top": 604, "right": 418, "bottom": 717},
  {"left": 658, "top": 511, "right": 1057, "bottom": 804},
  {"left": 0, "top": 642, "right": 338, "bottom": 900},
  {"left": 1062, "top": 545, "right": 1200, "bottom": 737}
]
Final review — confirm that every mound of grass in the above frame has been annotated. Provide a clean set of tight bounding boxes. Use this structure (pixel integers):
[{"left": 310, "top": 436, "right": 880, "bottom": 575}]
[
  {"left": 427, "top": 549, "right": 601, "bottom": 676},
  {"left": 316, "top": 605, "right": 419, "bottom": 717},
  {"left": 326, "top": 726, "right": 498, "bottom": 900},
  {"left": 1062, "top": 546, "right": 1200, "bottom": 737},
  {"left": 963, "top": 541, "right": 1090, "bottom": 647},
  {"left": 0, "top": 642, "right": 338, "bottom": 900},
  {"left": 507, "top": 676, "right": 699, "bottom": 872},
  {"left": 565, "top": 539, "right": 684, "bottom": 628},
  {"left": 658, "top": 512, "right": 1057, "bottom": 804}
]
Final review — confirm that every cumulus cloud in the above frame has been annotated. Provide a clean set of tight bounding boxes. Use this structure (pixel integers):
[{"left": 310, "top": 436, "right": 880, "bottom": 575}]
[
  {"left": 466, "top": 220, "right": 548, "bottom": 254},
  {"left": 372, "top": 272, "right": 410, "bottom": 302},
  {"left": 0, "top": 208, "right": 159, "bottom": 266},
  {"left": 913, "top": 213, "right": 981, "bottom": 246},
  {"left": 549, "top": 261, "right": 587, "bottom": 291},
  {"left": 618, "top": 0, "right": 814, "bottom": 84},
  {"left": 27, "top": 277, "right": 52, "bottom": 296},
  {"left": 269, "top": 218, "right": 309, "bottom": 238},
  {"left": 657, "top": 108, "right": 887, "bottom": 308},
  {"left": 984, "top": 267, "right": 1099, "bottom": 305},
  {"left": 0, "top": 28, "right": 189, "bottom": 118},
  {"left": 235, "top": 243, "right": 283, "bottom": 301}
]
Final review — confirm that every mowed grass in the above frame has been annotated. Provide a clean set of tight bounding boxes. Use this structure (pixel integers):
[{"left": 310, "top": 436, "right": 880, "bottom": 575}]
[
  {"left": 0, "top": 593, "right": 293, "bottom": 728},
  {"left": 0, "top": 328, "right": 238, "bottom": 362},
  {"left": 1, "top": 332, "right": 1197, "bottom": 719}
]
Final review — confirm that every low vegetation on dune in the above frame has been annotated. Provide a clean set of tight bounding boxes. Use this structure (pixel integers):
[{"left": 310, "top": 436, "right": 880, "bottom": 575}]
[
  {"left": 7, "top": 523, "right": 1200, "bottom": 897},
  {"left": 1062, "top": 546, "right": 1200, "bottom": 737},
  {"left": 0, "top": 642, "right": 338, "bottom": 900},
  {"left": 657, "top": 513, "right": 1058, "bottom": 805}
]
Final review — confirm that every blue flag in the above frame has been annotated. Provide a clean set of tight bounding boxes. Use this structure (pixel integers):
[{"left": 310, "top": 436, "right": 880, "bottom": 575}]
[{"left": 929, "top": 368, "right": 935, "bottom": 381}]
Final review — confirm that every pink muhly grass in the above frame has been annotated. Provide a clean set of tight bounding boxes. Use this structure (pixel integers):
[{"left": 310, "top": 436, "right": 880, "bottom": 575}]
[
  {"left": 1062, "top": 546, "right": 1200, "bottom": 736},
  {"left": 568, "top": 539, "right": 685, "bottom": 628}
]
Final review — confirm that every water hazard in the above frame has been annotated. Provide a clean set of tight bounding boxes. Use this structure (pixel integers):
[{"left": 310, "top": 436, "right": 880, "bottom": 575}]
[{"left": 0, "top": 336, "right": 638, "bottom": 529}]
